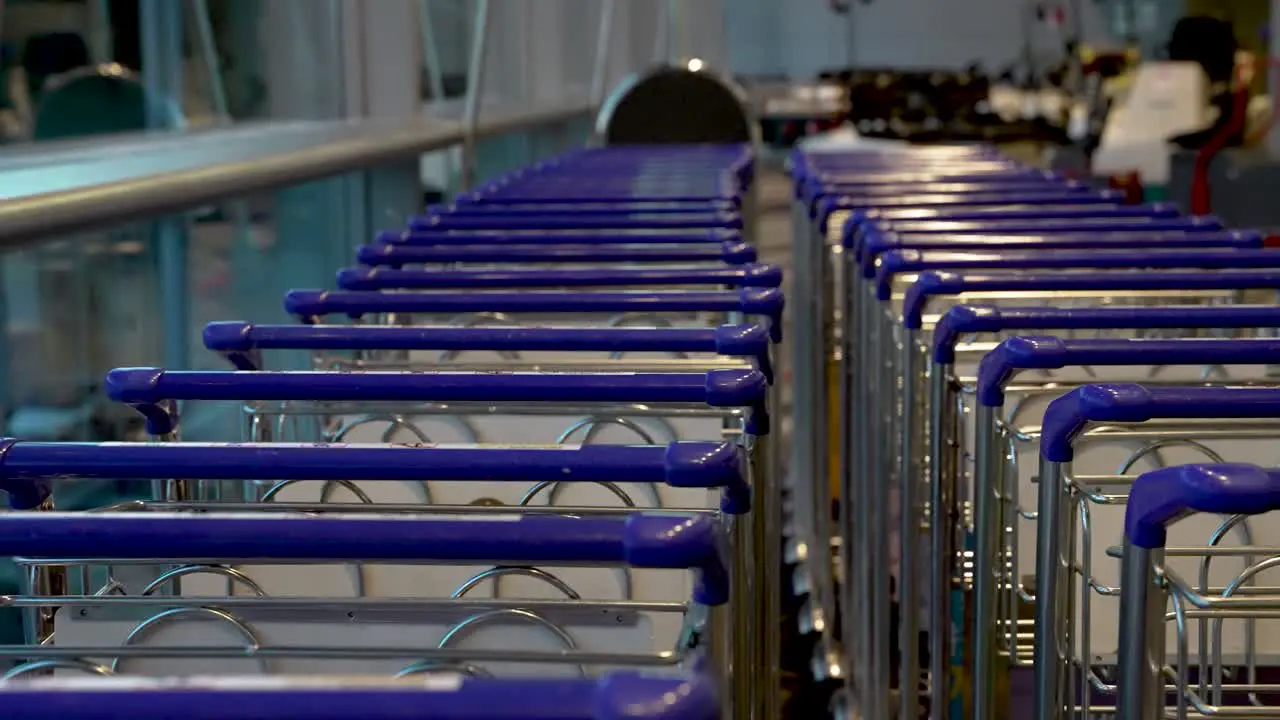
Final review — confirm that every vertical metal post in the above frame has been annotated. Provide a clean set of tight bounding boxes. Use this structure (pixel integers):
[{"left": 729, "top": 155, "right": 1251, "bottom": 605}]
[
  {"left": 898, "top": 331, "right": 921, "bottom": 720},
  {"left": 417, "top": 0, "right": 461, "bottom": 192},
  {"left": 190, "top": 0, "right": 230, "bottom": 121},
  {"left": 971, "top": 403, "right": 1001, "bottom": 720},
  {"left": 653, "top": 1, "right": 671, "bottom": 64},
  {"left": 1116, "top": 543, "right": 1165, "bottom": 720},
  {"left": 1033, "top": 458, "right": 1068, "bottom": 720},
  {"left": 460, "top": 0, "right": 492, "bottom": 191},
  {"left": 928, "top": 366, "right": 954, "bottom": 720},
  {"left": 141, "top": 0, "right": 190, "bottom": 372},
  {"left": 88, "top": 0, "right": 115, "bottom": 65},
  {"left": 418, "top": 0, "right": 447, "bottom": 103},
  {"left": 589, "top": 0, "right": 616, "bottom": 111}
]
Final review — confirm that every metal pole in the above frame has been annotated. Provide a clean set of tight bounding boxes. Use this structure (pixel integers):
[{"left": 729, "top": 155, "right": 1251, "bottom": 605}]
[
  {"left": 140, "top": 0, "right": 191, "bottom": 373},
  {"left": 418, "top": 0, "right": 448, "bottom": 103},
  {"left": 589, "top": 0, "right": 616, "bottom": 110},
  {"left": 652, "top": 1, "right": 671, "bottom": 65},
  {"left": 417, "top": 0, "right": 461, "bottom": 191},
  {"left": 460, "top": 0, "right": 492, "bottom": 191},
  {"left": 190, "top": 0, "right": 230, "bottom": 122},
  {"left": 88, "top": 0, "right": 115, "bottom": 65}
]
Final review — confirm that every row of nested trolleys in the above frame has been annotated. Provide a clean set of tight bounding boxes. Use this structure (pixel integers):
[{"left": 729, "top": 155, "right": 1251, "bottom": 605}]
[
  {"left": 790, "top": 141, "right": 1280, "bottom": 720},
  {"left": 0, "top": 144, "right": 798, "bottom": 720}
]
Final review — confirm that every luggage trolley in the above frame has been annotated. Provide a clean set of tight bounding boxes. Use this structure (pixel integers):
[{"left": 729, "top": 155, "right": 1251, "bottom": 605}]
[
  {"left": 1027, "top": 386, "right": 1280, "bottom": 719},
  {"left": 863, "top": 252, "right": 1280, "bottom": 719},
  {"left": 198, "top": 317, "right": 783, "bottom": 720},
  {"left": 1115, "top": 458, "right": 1280, "bottom": 720},
  {"left": 901, "top": 269, "right": 1280, "bottom": 718},
  {"left": 785, "top": 149, "right": 1119, "bottom": 693},
  {"left": 0, "top": 443, "right": 736, "bottom": 715},
  {"left": 927, "top": 304, "right": 1280, "bottom": 717},
  {"left": 811, "top": 181, "right": 1228, "bottom": 720},
  {"left": 1030, "top": 379, "right": 1280, "bottom": 720}
]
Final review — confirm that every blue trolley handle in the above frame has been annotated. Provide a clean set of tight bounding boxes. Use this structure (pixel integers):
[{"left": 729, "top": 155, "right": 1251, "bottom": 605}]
[
  {"left": 283, "top": 288, "right": 785, "bottom": 343},
  {"left": 856, "top": 202, "right": 1176, "bottom": 226},
  {"left": 378, "top": 228, "right": 742, "bottom": 246},
  {"left": 866, "top": 216, "right": 1225, "bottom": 239},
  {"left": 0, "top": 512, "right": 731, "bottom": 604},
  {"left": 903, "top": 269, "right": 1280, "bottom": 329},
  {"left": 1041, "top": 384, "right": 1280, "bottom": 463},
  {"left": 933, "top": 304, "right": 1280, "bottom": 364},
  {"left": 422, "top": 202, "right": 744, "bottom": 220},
  {"left": 357, "top": 240, "right": 758, "bottom": 266},
  {"left": 335, "top": 264, "right": 784, "bottom": 291},
  {"left": 1116, "top": 460, "right": 1280, "bottom": 719},
  {"left": 0, "top": 672, "right": 720, "bottom": 720},
  {"left": 203, "top": 322, "right": 772, "bottom": 381},
  {"left": 1125, "top": 462, "right": 1280, "bottom": 550},
  {"left": 0, "top": 439, "right": 749, "bottom": 514},
  {"left": 409, "top": 211, "right": 744, "bottom": 232},
  {"left": 104, "top": 367, "right": 770, "bottom": 436},
  {"left": 854, "top": 229, "right": 1264, "bottom": 268},
  {"left": 876, "top": 248, "right": 1280, "bottom": 300},
  {"left": 976, "top": 337, "right": 1280, "bottom": 406},
  {"left": 818, "top": 189, "right": 1121, "bottom": 220}
]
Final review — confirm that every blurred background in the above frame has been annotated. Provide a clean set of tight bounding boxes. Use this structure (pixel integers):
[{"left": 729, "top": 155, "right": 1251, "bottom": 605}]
[{"left": 0, "top": 0, "right": 1276, "bottom": 448}]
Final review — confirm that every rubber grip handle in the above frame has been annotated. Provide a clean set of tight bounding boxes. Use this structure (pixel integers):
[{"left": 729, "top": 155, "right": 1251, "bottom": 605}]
[
  {"left": 976, "top": 336, "right": 1280, "bottom": 406},
  {"left": 818, "top": 188, "right": 1120, "bottom": 223},
  {"left": 440, "top": 199, "right": 735, "bottom": 214},
  {"left": 409, "top": 210, "right": 743, "bottom": 232},
  {"left": 862, "top": 215, "right": 1224, "bottom": 238},
  {"left": 1041, "top": 384, "right": 1280, "bottom": 462},
  {"left": 876, "top": 248, "right": 1280, "bottom": 300},
  {"left": 282, "top": 288, "right": 785, "bottom": 343},
  {"left": 357, "top": 240, "right": 757, "bottom": 266},
  {"left": 1126, "top": 464, "right": 1280, "bottom": 549},
  {"left": 854, "top": 201, "right": 1175, "bottom": 227},
  {"left": 377, "top": 228, "right": 741, "bottom": 246},
  {"left": 854, "top": 228, "right": 1263, "bottom": 266},
  {"left": 932, "top": 304, "right": 1280, "bottom": 364},
  {"left": 202, "top": 321, "right": 772, "bottom": 381},
  {"left": 104, "top": 367, "right": 770, "bottom": 436},
  {"left": 0, "top": 673, "right": 720, "bottom": 720},
  {"left": 0, "top": 512, "right": 731, "bottom": 604},
  {"left": 903, "top": 269, "right": 1280, "bottom": 329},
  {"left": 334, "top": 264, "right": 784, "bottom": 291}
]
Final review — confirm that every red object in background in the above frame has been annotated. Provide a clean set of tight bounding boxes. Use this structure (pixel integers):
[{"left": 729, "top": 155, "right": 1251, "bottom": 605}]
[
  {"left": 1263, "top": 234, "right": 1280, "bottom": 248},
  {"left": 1191, "top": 63, "right": 1252, "bottom": 215},
  {"left": 1107, "top": 171, "right": 1144, "bottom": 205}
]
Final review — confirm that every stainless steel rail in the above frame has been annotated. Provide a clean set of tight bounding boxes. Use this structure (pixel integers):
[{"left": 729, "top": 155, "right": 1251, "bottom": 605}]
[{"left": 0, "top": 98, "right": 591, "bottom": 247}]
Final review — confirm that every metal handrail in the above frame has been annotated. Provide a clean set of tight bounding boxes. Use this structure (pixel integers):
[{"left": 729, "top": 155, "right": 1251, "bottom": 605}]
[{"left": 0, "top": 97, "right": 591, "bottom": 247}]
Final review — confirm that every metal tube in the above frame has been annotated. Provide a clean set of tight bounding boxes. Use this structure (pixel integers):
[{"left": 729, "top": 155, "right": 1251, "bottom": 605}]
[
  {"left": 1116, "top": 543, "right": 1165, "bottom": 720},
  {"left": 417, "top": 0, "right": 447, "bottom": 103},
  {"left": 812, "top": 230, "right": 838, "bottom": 681},
  {"left": 971, "top": 402, "right": 1001, "bottom": 720},
  {"left": 460, "top": 0, "right": 492, "bottom": 190},
  {"left": 898, "top": 327, "right": 922, "bottom": 719},
  {"left": 870, "top": 288, "right": 892, "bottom": 720},
  {"left": 753, "top": 429, "right": 781, "bottom": 720},
  {"left": 190, "top": 0, "right": 230, "bottom": 121},
  {"left": 1033, "top": 458, "right": 1067, "bottom": 720},
  {"left": 141, "top": 0, "right": 192, "bottom": 372},
  {"left": 927, "top": 364, "right": 953, "bottom": 720},
  {"left": 840, "top": 227, "right": 860, "bottom": 710},
  {"left": 589, "top": 0, "right": 617, "bottom": 113}
]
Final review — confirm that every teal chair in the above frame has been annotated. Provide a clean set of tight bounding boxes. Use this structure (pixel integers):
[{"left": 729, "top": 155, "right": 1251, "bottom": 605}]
[{"left": 33, "top": 64, "right": 182, "bottom": 140}]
